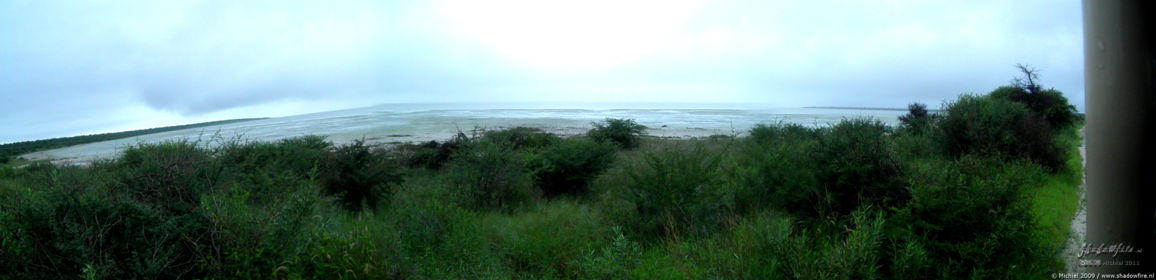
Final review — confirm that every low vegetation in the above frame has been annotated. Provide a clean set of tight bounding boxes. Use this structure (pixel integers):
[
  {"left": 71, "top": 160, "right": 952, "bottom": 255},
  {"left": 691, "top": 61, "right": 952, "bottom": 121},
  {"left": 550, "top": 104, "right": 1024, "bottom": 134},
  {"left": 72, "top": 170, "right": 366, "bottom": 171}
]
[
  {"left": 587, "top": 118, "right": 647, "bottom": 150},
  {"left": 0, "top": 71, "right": 1083, "bottom": 279}
]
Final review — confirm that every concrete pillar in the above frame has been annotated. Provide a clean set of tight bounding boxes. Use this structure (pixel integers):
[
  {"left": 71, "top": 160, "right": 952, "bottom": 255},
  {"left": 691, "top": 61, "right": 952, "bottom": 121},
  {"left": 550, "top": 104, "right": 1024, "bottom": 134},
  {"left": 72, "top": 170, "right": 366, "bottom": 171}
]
[{"left": 1082, "top": 0, "right": 1155, "bottom": 273}]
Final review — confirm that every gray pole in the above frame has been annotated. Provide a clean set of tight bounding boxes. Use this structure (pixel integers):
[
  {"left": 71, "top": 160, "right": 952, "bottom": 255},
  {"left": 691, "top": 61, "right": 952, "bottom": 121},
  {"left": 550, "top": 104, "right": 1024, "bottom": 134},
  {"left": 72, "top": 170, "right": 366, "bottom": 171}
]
[{"left": 1083, "top": 0, "right": 1155, "bottom": 273}]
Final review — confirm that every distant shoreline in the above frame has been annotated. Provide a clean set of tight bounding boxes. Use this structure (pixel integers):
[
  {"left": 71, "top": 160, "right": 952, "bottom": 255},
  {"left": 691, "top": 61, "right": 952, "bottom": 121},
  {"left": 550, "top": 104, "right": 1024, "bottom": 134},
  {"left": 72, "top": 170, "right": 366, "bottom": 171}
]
[
  {"left": 803, "top": 106, "right": 941, "bottom": 112},
  {"left": 1, "top": 118, "right": 268, "bottom": 160}
]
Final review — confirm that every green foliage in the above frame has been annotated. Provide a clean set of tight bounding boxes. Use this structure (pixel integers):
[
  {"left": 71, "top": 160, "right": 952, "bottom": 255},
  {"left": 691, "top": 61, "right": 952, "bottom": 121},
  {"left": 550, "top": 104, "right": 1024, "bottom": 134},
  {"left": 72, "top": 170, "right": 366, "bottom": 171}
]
[
  {"left": 480, "top": 126, "right": 559, "bottom": 151},
  {"left": 446, "top": 140, "right": 538, "bottom": 211},
  {"left": 782, "top": 208, "right": 886, "bottom": 280},
  {"left": 118, "top": 140, "right": 215, "bottom": 213},
  {"left": 990, "top": 85, "right": 1078, "bottom": 129},
  {"left": 0, "top": 168, "right": 212, "bottom": 279},
  {"left": 199, "top": 182, "right": 326, "bottom": 278},
  {"left": 623, "top": 141, "right": 728, "bottom": 237},
  {"left": 575, "top": 226, "right": 643, "bottom": 279},
  {"left": 898, "top": 102, "right": 936, "bottom": 134},
  {"left": 213, "top": 136, "right": 331, "bottom": 204},
  {"left": 400, "top": 132, "right": 469, "bottom": 169},
  {"left": 216, "top": 135, "right": 331, "bottom": 176},
  {"left": 738, "top": 119, "right": 907, "bottom": 219},
  {"left": 938, "top": 94, "right": 1068, "bottom": 171},
  {"left": 321, "top": 139, "right": 402, "bottom": 211},
  {"left": 735, "top": 124, "right": 822, "bottom": 215},
  {"left": 535, "top": 138, "right": 617, "bottom": 196},
  {"left": 894, "top": 155, "right": 1049, "bottom": 277},
  {"left": 938, "top": 94, "right": 1030, "bottom": 158},
  {"left": 814, "top": 118, "right": 908, "bottom": 215},
  {"left": 588, "top": 118, "right": 647, "bottom": 150},
  {"left": 0, "top": 104, "right": 1087, "bottom": 278},
  {"left": 489, "top": 201, "right": 609, "bottom": 278}
]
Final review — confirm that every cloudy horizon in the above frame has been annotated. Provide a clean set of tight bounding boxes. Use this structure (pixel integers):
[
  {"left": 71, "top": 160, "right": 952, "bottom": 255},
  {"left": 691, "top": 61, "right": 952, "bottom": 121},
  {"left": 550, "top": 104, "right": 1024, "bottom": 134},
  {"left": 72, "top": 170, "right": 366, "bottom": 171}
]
[{"left": 0, "top": 0, "right": 1084, "bottom": 144}]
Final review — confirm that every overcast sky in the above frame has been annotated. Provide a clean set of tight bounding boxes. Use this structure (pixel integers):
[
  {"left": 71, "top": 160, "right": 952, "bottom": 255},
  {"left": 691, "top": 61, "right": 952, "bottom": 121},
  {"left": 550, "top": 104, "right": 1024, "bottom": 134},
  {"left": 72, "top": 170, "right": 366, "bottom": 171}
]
[{"left": 0, "top": 0, "right": 1083, "bottom": 144}]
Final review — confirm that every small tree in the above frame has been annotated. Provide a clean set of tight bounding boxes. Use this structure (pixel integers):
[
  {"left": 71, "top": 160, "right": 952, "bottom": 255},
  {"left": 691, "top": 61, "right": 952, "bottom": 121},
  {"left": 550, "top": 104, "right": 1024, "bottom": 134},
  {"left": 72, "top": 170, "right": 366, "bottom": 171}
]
[
  {"left": 588, "top": 118, "right": 647, "bottom": 150},
  {"left": 898, "top": 102, "right": 936, "bottom": 134},
  {"left": 990, "top": 64, "right": 1078, "bottom": 130}
]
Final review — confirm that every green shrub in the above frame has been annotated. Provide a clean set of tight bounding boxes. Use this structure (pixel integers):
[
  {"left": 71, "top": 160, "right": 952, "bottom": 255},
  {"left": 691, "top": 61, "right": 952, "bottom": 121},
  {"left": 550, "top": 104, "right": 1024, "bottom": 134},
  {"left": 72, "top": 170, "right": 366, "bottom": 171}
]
[
  {"left": 739, "top": 119, "right": 907, "bottom": 219},
  {"left": 213, "top": 136, "right": 331, "bottom": 204},
  {"left": 199, "top": 180, "right": 328, "bottom": 278},
  {"left": 575, "top": 226, "right": 643, "bottom": 279},
  {"left": 491, "top": 201, "right": 609, "bottom": 278},
  {"left": 118, "top": 140, "right": 214, "bottom": 213},
  {"left": 321, "top": 139, "right": 402, "bottom": 211},
  {"left": 403, "top": 132, "right": 470, "bottom": 169},
  {"left": 898, "top": 102, "right": 936, "bottom": 134},
  {"left": 813, "top": 118, "right": 908, "bottom": 215},
  {"left": 938, "top": 94, "right": 1067, "bottom": 171},
  {"left": 735, "top": 124, "right": 821, "bottom": 215},
  {"left": 990, "top": 86, "right": 1078, "bottom": 130},
  {"left": 535, "top": 138, "right": 617, "bottom": 196},
  {"left": 292, "top": 213, "right": 410, "bottom": 279},
  {"left": 623, "top": 141, "right": 728, "bottom": 237},
  {"left": 783, "top": 208, "right": 886, "bottom": 279},
  {"left": 446, "top": 140, "right": 538, "bottom": 211},
  {"left": 747, "top": 123, "right": 819, "bottom": 146},
  {"left": 481, "top": 127, "right": 560, "bottom": 151},
  {"left": 938, "top": 94, "right": 1029, "bottom": 158},
  {"left": 894, "top": 155, "right": 1047, "bottom": 277},
  {"left": 0, "top": 174, "right": 212, "bottom": 279},
  {"left": 588, "top": 118, "right": 647, "bottom": 150},
  {"left": 684, "top": 211, "right": 792, "bottom": 279}
]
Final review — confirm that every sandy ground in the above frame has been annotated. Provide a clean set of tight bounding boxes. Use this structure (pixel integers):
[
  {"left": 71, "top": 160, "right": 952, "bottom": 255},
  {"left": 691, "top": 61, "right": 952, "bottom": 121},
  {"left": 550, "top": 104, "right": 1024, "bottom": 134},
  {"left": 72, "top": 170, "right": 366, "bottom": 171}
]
[{"left": 1063, "top": 127, "right": 1087, "bottom": 272}]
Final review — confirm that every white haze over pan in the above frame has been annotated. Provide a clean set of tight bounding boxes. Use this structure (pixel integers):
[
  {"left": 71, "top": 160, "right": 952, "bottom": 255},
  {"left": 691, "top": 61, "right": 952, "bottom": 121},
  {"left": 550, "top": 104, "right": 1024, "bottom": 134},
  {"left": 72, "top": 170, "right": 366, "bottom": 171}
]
[
  {"left": 21, "top": 103, "right": 908, "bottom": 165},
  {"left": 0, "top": 0, "right": 1083, "bottom": 144}
]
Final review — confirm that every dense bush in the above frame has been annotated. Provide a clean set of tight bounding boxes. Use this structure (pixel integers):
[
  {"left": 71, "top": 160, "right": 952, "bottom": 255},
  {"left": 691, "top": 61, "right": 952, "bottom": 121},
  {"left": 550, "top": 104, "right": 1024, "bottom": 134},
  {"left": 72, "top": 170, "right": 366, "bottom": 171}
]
[
  {"left": 989, "top": 66, "right": 1078, "bottom": 130},
  {"left": 898, "top": 102, "right": 936, "bottom": 134},
  {"left": 402, "top": 132, "right": 470, "bottom": 169},
  {"left": 813, "top": 118, "right": 908, "bottom": 215},
  {"left": 535, "top": 138, "right": 617, "bottom": 196},
  {"left": 446, "top": 140, "right": 538, "bottom": 211},
  {"left": 747, "top": 122, "right": 819, "bottom": 146},
  {"left": 623, "top": 142, "right": 728, "bottom": 237},
  {"left": 490, "top": 201, "right": 610, "bottom": 278},
  {"left": 118, "top": 140, "right": 215, "bottom": 213},
  {"left": 213, "top": 136, "right": 331, "bottom": 203},
  {"left": 893, "top": 155, "right": 1048, "bottom": 277},
  {"left": 480, "top": 127, "right": 559, "bottom": 151},
  {"left": 738, "top": 119, "right": 907, "bottom": 219},
  {"left": 735, "top": 124, "right": 821, "bottom": 215},
  {"left": 321, "top": 140, "right": 402, "bottom": 211},
  {"left": 198, "top": 181, "right": 327, "bottom": 278},
  {"left": 938, "top": 94, "right": 1068, "bottom": 171},
  {"left": 0, "top": 168, "right": 212, "bottom": 279},
  {"left": 938, "top": 94, "right": 1030, "bottom": 158},
  {"left": 588, "top": 118, "right": 647, "bottom": 150}
]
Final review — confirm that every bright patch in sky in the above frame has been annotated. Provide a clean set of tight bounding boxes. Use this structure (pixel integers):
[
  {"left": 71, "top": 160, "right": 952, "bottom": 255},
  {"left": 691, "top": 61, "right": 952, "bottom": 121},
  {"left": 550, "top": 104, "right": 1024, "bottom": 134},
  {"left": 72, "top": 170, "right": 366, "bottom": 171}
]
[{"left": 437, "top": 0, "right": 702, "bottom": 71}]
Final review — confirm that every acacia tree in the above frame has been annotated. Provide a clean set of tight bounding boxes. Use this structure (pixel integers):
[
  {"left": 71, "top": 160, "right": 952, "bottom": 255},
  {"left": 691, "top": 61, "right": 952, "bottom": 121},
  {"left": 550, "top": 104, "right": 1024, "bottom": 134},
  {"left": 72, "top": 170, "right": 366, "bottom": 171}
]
[{"left": 989, "top": 64, "right": 1078, "bottom": 130}]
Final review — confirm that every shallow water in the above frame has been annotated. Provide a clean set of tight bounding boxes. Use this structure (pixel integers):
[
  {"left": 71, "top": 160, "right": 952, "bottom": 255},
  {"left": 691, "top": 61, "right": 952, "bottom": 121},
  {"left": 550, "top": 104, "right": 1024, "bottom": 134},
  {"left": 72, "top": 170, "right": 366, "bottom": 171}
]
[{"left": 22, "top": 103, "right": 906, "bottom": 165}]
